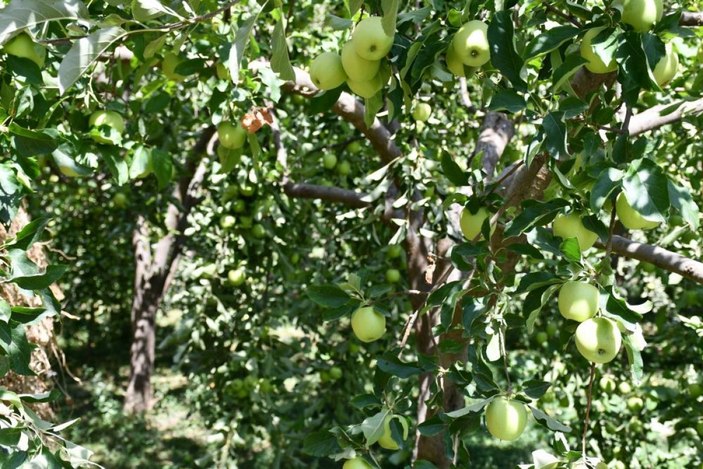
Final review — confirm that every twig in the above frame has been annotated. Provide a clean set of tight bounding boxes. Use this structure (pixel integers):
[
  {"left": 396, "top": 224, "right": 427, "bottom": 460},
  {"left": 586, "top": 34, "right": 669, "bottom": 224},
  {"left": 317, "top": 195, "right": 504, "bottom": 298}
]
[
  {"left": 582, "top": 363, "right": 597, "bottom": 456},
  {"left": 543, "top": 2, "right": 583, "bottom": 28}
]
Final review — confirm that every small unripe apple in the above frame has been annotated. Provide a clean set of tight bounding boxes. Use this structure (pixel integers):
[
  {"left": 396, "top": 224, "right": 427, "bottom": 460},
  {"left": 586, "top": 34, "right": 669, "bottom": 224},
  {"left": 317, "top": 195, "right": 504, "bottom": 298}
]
[
  {"left": 351, "top": 306, "right": 386, "bottom": 342},
  {"left": 387, "top": 244, "right": 403, "bottom": 258},
  {"left": 452, "top": 20, "right": 490, "bottom": 67},
  {"left": 329, "top": 366, "right": 343, "bottom": 380},
  {"left": 240, "top": 184, "right": 256, "bottom": 197},
  {"left": 337, "top": 160, "right": 351, "bottom": 176},
  {"left": 546, "top": 322, "right": 558, "bottom": 337},
  {"left": 162, "top": 52, "right": 185, "bottom": 81},
  {"left": 460, "top": 207, "right": 489, "bottom": 240},
  {"left": 599, "top": 376, "right": 617, "bottom": 392},
  {"left": 4, "top": 33, "right": 46, "bottom": 67},
  {"left": 347, "top": 73, "right": 384, "bottom": 99},
  {"left": 553, "top": 212, "right": 598, "bottom": 250},
  {"left": 377, "top": 414, "right": 409, "bottom": 450},
  {"left": 112, "top": 193, "right": 128, "bottom": 208},
  {"left": 385, "top": 268, "right": 401, "bottom": 283},
  {"left": 352, "top": 16, "right": 394, "bottom": 61},
  {"left": 627, "top": 396, "right": 644, "bottom": 412},
  {"left": 323, "top": 154, "right": 337, "bottom": 169},
  {"left": 228, "top": 268, "right": 246, "bottom": 286},
  {"left": 575, "top": 317, "right": 622, "bottom": 364},
  {"left": 343, "top": 458, "right": 372, "bottom": 469},
  {"left": 347, "top": 141, "right": 363, "bottom": 153},
  {"left": 341, "top": 41, "right": 380, "bottom": 82},
  {"left": 558, "top": 281, "right": 599, "bottom": 322},
  {"left": 618, "top": 382, "right": 632, "bottom": 394},
  {"left": 689, "top": 383, "right": 703, "bottom": 398},
  {"left": 232, "top": 199, "right": 247, "bottom": 213},
  {"left": 652, "top": 42, "right": 678, "bottom": 86},
  {"left": 485, "top": 397, "right": 528, "bottom": 441},
  {"left": 446, "top": 44, "right": 466, "bottom": 77},
  {"left": 619, "top": 0, "right": 663, "bottom": 32},
  {"left": 309, "top": 52, "right": 347, "bottom": 90},
  {"left": 412, "top": 103, "right": 432, "bottom": 122},
  {"left": 536, "top": 331, "right": 549, "bottom": 344},
  {"left": 580, "top": 28, "right": 617, "bottom": 74},
  {"left": 616, "top": 193, "right": 660, "bottom": 230},
  {"left": 251, "top": 223, "right": 266, "bottom": 239},
  {"left": 218, "top": 122, "right": 247, "bottom": 150},
  {"left": 220, "top": 215, "right": 236, "bottom": 229}
]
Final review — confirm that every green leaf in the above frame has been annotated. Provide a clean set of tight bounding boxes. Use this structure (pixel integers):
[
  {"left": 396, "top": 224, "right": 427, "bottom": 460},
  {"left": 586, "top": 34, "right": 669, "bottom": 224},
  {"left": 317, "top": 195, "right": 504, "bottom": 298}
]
[
  {"left": 9, "top": 124, "right": 58, "bottom": 157},
  {"left": 622, "top": 158, "right": 669, "bottom": 223},
  {"left": 5, "top": 55, "right": 43, "bottom": 85},
  {"left": 604, "top": 292, "right": 643, "bottom": 328},
  {"left": 271, "top": 11, "right": 295, "bottom": 81},
  {"left": 488, "top": 88, "right": 526, "bottom": 113},
  {"left": 552, "top": 54, "right": 588, "bottom": 91},
  {"left": 376, "top": 355, "right": 422, "bottom": 378},
  {"left": 559, "top": 237, "right": 581, "bottom": 261},
  {"left": 525, "top": 26, "right": 580, "bottom": 59},
  {"left": 381, "top": 0, "right": 400, "bottom": 37},
  {"left": 321, "top": 301, "right": 358, "bottom": 322},
  {"left": 360, "top": 409, "right": 389, "bottom": 445},
  {"left": 441, "top": 152, "right": 469, "bottom": 186},
  {"left": 302, "top": 430, "right": 341, "bottom": 457},
  {"left": 227, "top": 5, "right": 262, "bottom": 84},
  {"left": 4, "top": 217, "right": 48, "bottom": 251},
  {"left": 0, "top": 322, "right": 35, "bottom": 376},
  {"left": 0, "top": 300, "right": 10, "bottom": 323},
  {"left": 174, "top": 58, "right": 206, "bottom": 76},
  {"left": 11, "top": 265, "right": 67, "bottom": 290},
  {"left": 542, "top": 112, "right": 568, "bottom": 160},
  {"left": 59, "top": 26, "right": 126, "bottom": 94},
  {"left": 488, "top": 12, "right": 527, "bottom": 91},
  {"left": 516, "top": 272, "right": 561, "bottom": 294},
  {"left": 667, "top": 179, "right": 700, "bottom": 231},
  {"left": 417, "top": 415, "right": 445, "bottom": 436},
  {"left": 129, "top": 147, "right": 153, "bottom": 179},
  {"left": 151, "top": 149, "right": 173, "bottom": 189},
  {"left": 0, "top": 0, "right": 88, "bottom": 44},
  {"left": 445, "top": 398, "right": 491, "bottom": 419},
  {"left": 623, "top": 336, "right": 644, "bottom": 385},
  {"left": 504, "top": 199, "right": 569, "bottom": 238},
  {"left": 306, "top": 285, "right": 350, "bottom": 308},
  {"left": 529, "top": 406, "right": 571, "bottom": 432},
  {"left": 523, "top": 380, "right": 551, "bottom": 399},
  {"left": 590, "top": 168, "right": 623, "bottom": 212}
]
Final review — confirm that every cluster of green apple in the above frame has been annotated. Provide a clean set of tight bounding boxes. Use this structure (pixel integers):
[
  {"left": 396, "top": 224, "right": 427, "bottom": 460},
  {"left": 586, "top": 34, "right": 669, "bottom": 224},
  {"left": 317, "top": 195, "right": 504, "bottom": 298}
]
[
  {"left": 342, "top": 414, "right": 410, "bottom": 467},
  {"left": 445, "top": 20, "right": 491, "bottom": 78},
  {"left": 309, "top": 16, "right": 394, "bottom": 99},
  {"left": 321, "top": 153, "right": 352, "bottom": 176},
  {"left": 2, "top": 32, "right": 46, "bottom": 67},
  {"left": 580, "top": 0, "right": 678, "bottom": 86}
]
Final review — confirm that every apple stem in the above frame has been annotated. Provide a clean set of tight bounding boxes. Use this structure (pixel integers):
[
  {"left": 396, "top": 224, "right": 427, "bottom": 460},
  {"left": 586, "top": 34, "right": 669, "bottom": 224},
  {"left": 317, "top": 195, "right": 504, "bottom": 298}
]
[
  {"left": 499, "top": 322, "right": 512, "bottom": 392},
  {"left": 582, "top": 363, "right": 597, "bottom": 457}
]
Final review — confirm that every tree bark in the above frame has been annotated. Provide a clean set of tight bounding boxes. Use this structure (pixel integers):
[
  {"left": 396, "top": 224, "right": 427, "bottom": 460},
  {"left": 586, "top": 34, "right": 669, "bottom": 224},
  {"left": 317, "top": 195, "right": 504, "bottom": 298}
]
[{"left": 123, "top": 128, "right": 214, "bottom": 413}]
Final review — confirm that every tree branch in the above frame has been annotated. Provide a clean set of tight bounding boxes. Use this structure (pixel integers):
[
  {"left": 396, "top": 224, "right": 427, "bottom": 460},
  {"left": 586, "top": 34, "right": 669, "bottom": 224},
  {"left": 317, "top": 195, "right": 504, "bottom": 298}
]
[
  {"left": 603, "top": 235, "right": 703, "bottom": 285},
  {"left": 282, "top": 182, "right": 369, "bottom": 207},
  {"left": 627, "top": 98, "right": 703, "bottom": 136},
  {"left": 680, "top": 11, "right": 703, "bottom": 26}
]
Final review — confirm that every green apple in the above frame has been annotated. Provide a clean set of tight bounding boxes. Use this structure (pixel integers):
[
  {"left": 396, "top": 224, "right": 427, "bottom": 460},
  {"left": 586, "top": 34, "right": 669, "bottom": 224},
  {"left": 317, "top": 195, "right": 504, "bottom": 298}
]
[
  {"left": 689, "top": 383, "right": 703, "bottom": 398},
  {"left": 387, "top": 244, "right": 403, "bottom": 258},
  {"left": 352, "top": 16, "right": 394, "bottom": 61},
  {"left": 696, "top": 421, "right": 703, "bottom": 437},
  {"left": 580, "top": 28, "right": 617, "bottom": 74},
  {"left": 628, "top": 418, "right": 643, "bottom": 433},
  {"left": 351, "top": 306, "right": 386, "bottom": 342},
  {"left": 460, "top": 207, "right": 489, "bottom": 240},
  {"left": 240, "top": 183, "right": 256, "bottom": 197},
  {"left": 4, "top": 33, "right": 46, "bottom": 67},
  {"left": 553, "top": 212, "right": 598, "bottom": 250},
  {"left": 627, "top": 396, "right": 644, "bottom": 412},
  {"left": 216, "top": 62, "right": 230, "bottom": 81},
  {"left": 446, "top": 44, "right": 466, "bottom": 77},
  {"left": 337, "top": 160, "right": 351, "bottom": 176},
  {"left": 329, "top": 366, "right": 343, "bottom": 380},
  {"left": 619, "top": 0, "right": 663, "bottom": 32},
  {"left": 575, "top": 317, "right": 622, "bottom": 364},
  {"left": 228, "top": 268, "right": 246, "bottom": 286},
  {"left": 485, "top": 397, "right": 528, "bottom": 441},
  {"left": 377, "top": 414, "right": 409, "bottom": 450},
  {"left": 412, "top": 103, "right": 432, "bottom": 122},
  {"left": 536, "top": 331, "right": 549, "bottom": 344},
  {"left": 162, "top": 53, "right": 185, "bottom": 81},
  {"left": 347, "top": 72, "right": 384, "bottom": 99},
  {"left": 232, "top": 199, "right": 247, "bottom": 213},
  {"left": 341, "top": 41, "right": 380, "bottom": 82},
  {"left": 652, "top": 42, "right": 678, "bottom": 86},
  {"left": 347, "top": 141, "right": 363, "bottom": 153},
  {"left": 343, "top": 458, "right": 372, "bottom": 469},
  {"left": 546, "top": 322, "right": 559, "bottom": 337},
  {"left": 323, "top": 153, "right": 337, "bottom": 169},
  {"left": 386, "top": 268, "right": 401, "bottom": 283},
  {"left": 220, "top": 215, "right": 236, "bottom": 229},
  {"left": 251, "top": 223, "right": 266, "bottom": 239},
  {"left": 112, "top": 193, "right": 128, "bottom": 208},
  {"left": 89, "top": 110, "right": 125, "bottom": 144},
  {"left": 616, "top": 192, "right": 660, "bottom": 230},
  {"left": 452, "top": 20, "right": 490, "bottom": 67},
  {"left": 618, "top": 382, "right": 632, "bottom": 394},
  {"left": 558, "top": 281, "right": 599, "bottom": 322},
  {"left": 309, "top": 52, "right": 347, "bottom": 90},
  {"left": 599, "top": 376, "right": 617, "bottom": 392},
  {"left": 218, "top": 122, "right": 247, "bottom": 150}
]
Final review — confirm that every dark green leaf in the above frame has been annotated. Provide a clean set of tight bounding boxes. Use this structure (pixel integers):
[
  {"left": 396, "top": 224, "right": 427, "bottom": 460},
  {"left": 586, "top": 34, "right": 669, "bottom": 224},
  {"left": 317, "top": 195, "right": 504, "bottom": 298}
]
[
  {"left": 504, "top": 199, "right": 569, "bottom": 238},
  {"left": 441, "top": 152, "right": 469, "bottom": 186},
  {"left": 11, "top": 265, "right": 67, "bottom": 290},
  {"left": 307, "top": 285, "right": 350, "bottom": 308},
  {"left": 622, "top": 158, "right": 669, "bottom": 222},
  {"left": 542, "top": 112, "right": 568, "bottom": 159},
  {"left": 488, "top": 88, "right": 526, "bottom": 113},
  {"left": 667, "top": 179, "right": 700, "bottom": 230},
  {"left": 525, "top": 26, "right": 580, "bottom": 59},
  {"left": 488, "top": 12, "right": 527, "bottom": 91},
  {"left": 302, "top": 431, "right": 341, "bottom": 457},
  {"left": 376, "top": 355, "right": 422, "bottom": 378},
  {"left": 530, "top": 406, "right": 571, "bottom": 432}
]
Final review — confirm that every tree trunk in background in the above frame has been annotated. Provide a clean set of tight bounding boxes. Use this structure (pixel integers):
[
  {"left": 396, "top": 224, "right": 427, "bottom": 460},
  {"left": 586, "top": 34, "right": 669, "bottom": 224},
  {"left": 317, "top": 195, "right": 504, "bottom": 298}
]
[{"left": 123, "top": 128, "right": 214, "bottom": 414}]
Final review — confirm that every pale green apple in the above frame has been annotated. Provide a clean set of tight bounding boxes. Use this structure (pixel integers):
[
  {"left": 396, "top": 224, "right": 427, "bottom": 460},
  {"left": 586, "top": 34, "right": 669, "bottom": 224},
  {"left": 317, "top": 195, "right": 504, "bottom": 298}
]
[
  {"left": 323, "top": 153, "right": 337, "bottom": 169},
  {"left": 343, "top": 458, "right": 372, "bottom": 469},
  {"left": 112, "top": 193, "right": 128, "bottom": 208},
  {"left": 352, "top": 16, "right": 394, "bottom": 61},
  {"left": 377, "top": 414, "right": 409, "bottom": 450},
  {"left": 452, "top": 20, "right": 490, "bottom": 67},
  {"left": 553, "top": 212, "right": 598, "bottom": 250},
  {"left": 3, "top": 33, "right": 45, "bottom": 67},
  {"left": 218, "top": 122, "right": 247, "bottom": 150},
  {"left": 337, "top": 160, "right": 351, "bottom": 176},
  {"left": 220, "top": 215, "right": 236, "bottom": 229},
  {"left": 347, "top": 72, "right": 384, "bottom": 99},
  {"left": 228, "top": 268, "right": 246, "bottom": 286},
  {"left": 627, "top": 396, "right": 644, "bottom": 411},
  {"left": 616, "top": 192, "right": 660, "bottom": 230},
  {"left": 580, "top": 28, "right": 617, "bottom": 74},
  {"left": 385, "top": 268, "right": 401, "bottom": 283},
  {"left": 485, "top": 397, "right": 528, "bottom": 441},
  {"left": 446, "top": 44, "right": 466, "bottom": 77},
  {"left": 460, "top": 207, "right": 489, "bottom": 240},
  {"left": 162, "top": 53, "right": 185, "bottom": 81},
  {"left": 652, "top": 42, "right": 678, "bottom": 86},
  {"left": 619, "top": 0, "right": 663, "bottom": 32},
  {"left": 599, "top": 376, "right": 617, "bottom": 392},
  {"left": 351, "top": 306, "right": 386, "bottom": 342},
  {"left": 309, "top": 52, "right": 347, "bottom": 90},
  {"left": 575, "top": 317, "right": 622, "bottom": 364},
  {"left": 412, "top": 103, "right": 432, "bottom": 122},
  {"left": 89, "top": 110, "right": 125, "bottom": 144},
  {"left": 558, "top": 281, "right": 599, "bottom": 322},
  {"left": 341, "top": 41, "right": 380, "bottom": 82}
]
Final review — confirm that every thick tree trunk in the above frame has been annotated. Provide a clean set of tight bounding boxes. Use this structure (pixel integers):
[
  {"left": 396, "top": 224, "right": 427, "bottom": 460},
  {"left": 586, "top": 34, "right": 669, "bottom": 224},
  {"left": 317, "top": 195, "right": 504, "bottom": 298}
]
[{"left": 123, "top": 128, "right": 214, "bottom": 414}]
